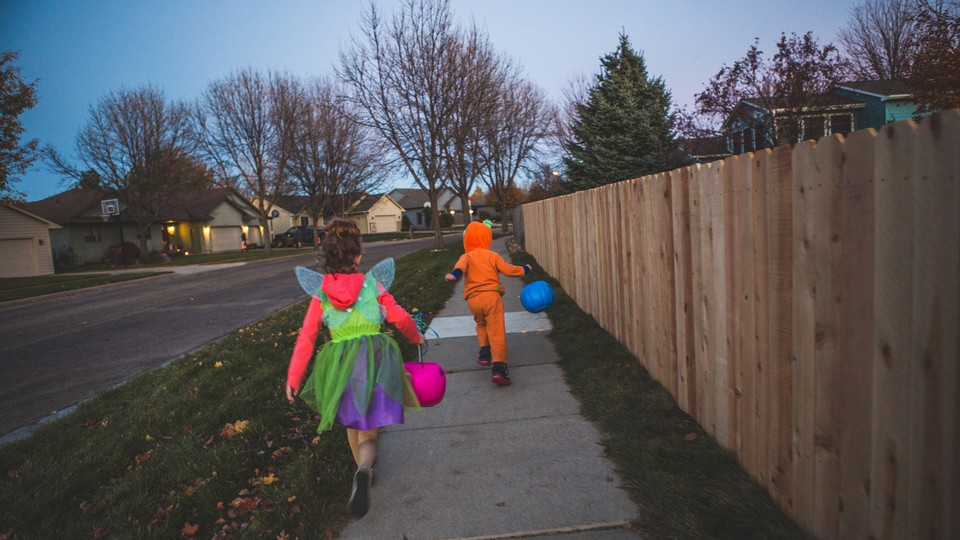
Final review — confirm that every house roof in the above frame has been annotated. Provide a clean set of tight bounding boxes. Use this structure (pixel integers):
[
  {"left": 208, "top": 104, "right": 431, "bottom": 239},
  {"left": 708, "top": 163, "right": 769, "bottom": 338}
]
[
  {"left": 742, "top": 93, "right": 865, "bottom": 112},
  {"left": 389, "top": 187, "right": 455, "bottom": 210},
  {"left": 23, "top": 187, "right": 257, "bottom": 224},
  {"left": 22, "top": 187, "right": 105, "bottom": 224},
  {"left": 834, "top": 79, "right": 912, "bottom": 100},
  {"left": 271, "top": 194, "right": 309, "bottom": 214},
  {"left": 3, "top": 204, "right": 62, "bottom": 228}
]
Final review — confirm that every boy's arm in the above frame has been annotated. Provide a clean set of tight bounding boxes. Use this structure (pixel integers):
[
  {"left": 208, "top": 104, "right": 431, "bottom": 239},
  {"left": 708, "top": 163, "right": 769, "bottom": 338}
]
[
  {"left": 378, "top": 287, "right": 425, "bottom": 344},
  {"left": 495, "top": 254, "right": 532, "bottom": 278},
  {"left": 444, "top": 253, "right": 469, "bottom": 282},
  {"left": 287, "top": 296, "right": 324, "bottom": 395}
]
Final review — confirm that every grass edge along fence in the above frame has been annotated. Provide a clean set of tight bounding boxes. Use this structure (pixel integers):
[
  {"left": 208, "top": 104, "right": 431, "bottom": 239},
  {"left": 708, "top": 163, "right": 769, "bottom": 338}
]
[{"left": 521, "top": 109, "right": 959, "bottom": 540}]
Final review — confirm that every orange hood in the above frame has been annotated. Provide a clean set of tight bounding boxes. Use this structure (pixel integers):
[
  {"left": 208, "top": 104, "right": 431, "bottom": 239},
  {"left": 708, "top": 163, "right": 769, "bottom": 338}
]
[{"left": 463, "top": 221, "right": 492, "bottom": 252}]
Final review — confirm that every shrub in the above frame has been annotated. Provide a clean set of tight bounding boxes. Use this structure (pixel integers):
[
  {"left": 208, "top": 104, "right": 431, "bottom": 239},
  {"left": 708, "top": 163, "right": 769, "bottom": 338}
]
[
  {"left": 439, "top": 212, "right": 455, "bottom": 228},
  {"left": 105, "top": 242, "right": 141, "bottom": 266}
]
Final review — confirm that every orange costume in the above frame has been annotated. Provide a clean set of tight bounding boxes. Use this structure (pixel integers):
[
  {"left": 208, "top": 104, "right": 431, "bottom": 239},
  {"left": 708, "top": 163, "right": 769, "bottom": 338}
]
[{"left": 448, "top": 222, "right": 530, "bottom": 380}]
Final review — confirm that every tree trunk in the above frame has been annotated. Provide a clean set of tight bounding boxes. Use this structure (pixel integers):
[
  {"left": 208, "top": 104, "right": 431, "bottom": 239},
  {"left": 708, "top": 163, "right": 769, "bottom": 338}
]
[
  {"left": 460, "top": 193, "right": 472, "bottom": 225},
  {"left": 500, "top": 202, "right": 510, "bottom": 234}
]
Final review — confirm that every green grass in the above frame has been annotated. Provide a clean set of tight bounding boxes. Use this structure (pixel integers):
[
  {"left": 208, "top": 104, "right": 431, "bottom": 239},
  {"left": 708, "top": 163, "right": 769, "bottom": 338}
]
[
  {"left": 0, "top": 273, "right": 172, "bottom": 303},
  {"left": 0, "top": 245, "right": 461, "bottom": 540},
  {"left": 510, "top": 250, "right": 811, "bottom": 540}
]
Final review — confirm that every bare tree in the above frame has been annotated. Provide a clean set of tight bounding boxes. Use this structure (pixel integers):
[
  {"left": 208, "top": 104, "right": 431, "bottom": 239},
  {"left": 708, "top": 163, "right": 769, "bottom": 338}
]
[
  {"left": 339, "top": 0, "right": 461, "bottom": 249},
  {"left": 287, "top": 78, "right": 386, "bottom": 248},
  {"left": 839, "top": 0, "right": 919, "bottom": 80},
  {"left": 480, "top": 76, "right": 551, "bottom": 233},
  {"left": 193, "top": 69, "right": 305, "bottom": 254},
  {"left": 442, "top": 23, "right": 502, "bottom": 227},
  {"left": 45, "top": 85, "right": 208, "bottom": 254}
]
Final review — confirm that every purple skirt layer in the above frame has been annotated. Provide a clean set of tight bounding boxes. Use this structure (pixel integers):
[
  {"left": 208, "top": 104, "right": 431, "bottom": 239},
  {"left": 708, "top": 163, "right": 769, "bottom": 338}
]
[{"left": 335, "top": 381, "right": 404, "bottom": 430}]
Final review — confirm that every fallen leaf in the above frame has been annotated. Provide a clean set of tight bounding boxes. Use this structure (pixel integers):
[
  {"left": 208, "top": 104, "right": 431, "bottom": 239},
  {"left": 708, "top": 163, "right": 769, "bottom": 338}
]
[
  {"left": 214, "top": 361, "right": 223, "bottom": 368},
  {"left": 286, "top": 496, "right": 297, "bottom": 503},
  {"left": 184, "top": 486, "right": 195, "bottom": 496},
  {"left": 92, "top": 528, "right": 109, "bottom": 538},
  {"left": 277, "top": 531, "right": 290, "bottom": 540},
  {"left": 80, "top": 501, "right": 91, "bottom": 511},
  {"left": 135, "top": 450, "right": 153, "bottom": 465},
  {"left": 219, "top": 420, "right": 250, "bottom": 439},
  {"left": 84, "top": 418, "right": 97, "bottom": 428},
  {"left": 289, "top": 505, "right": 300, "bottom": 514},
  {"left": 216, "top": 501, "right": 225, "bottom": 510},
  {"left": 182, "top": 522, "right": 200, "bottom": 537},
  {"left": 144, "top": 434, "right": 155, "bottom": 442},
  {"left": 229, "top": 497, "right": 260, "bottom": 516},
  {"left": 685, "top": 432, "right": 698, "bottom": 441},
  {"left": 6, "top": 470, "right": 18, "bottom": 480},
  {"left": 100, "top": 418, "right": 110, "bottom": 427},
  {"left": 180, "top": 424, "right": 193, "bottom": 434},
  {"left": 271, "top": 447, "right": 293, "bottom": 459},
  {"left": 261, "top": 473, "right": 278, "bottom": 485}
]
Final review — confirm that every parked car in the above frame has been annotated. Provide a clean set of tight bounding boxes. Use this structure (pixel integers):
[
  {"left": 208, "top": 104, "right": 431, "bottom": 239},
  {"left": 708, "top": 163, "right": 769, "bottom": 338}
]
[{"left": 272, "top": 225, "right": 322, "bottom": 248}]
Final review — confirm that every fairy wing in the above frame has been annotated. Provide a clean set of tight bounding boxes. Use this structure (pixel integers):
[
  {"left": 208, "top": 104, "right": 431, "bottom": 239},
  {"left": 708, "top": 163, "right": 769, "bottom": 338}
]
[
  {"left": 367, "top": 257, "right": 395, "bottom": 291},
  {"left": 295, "top": 266, "right": 324, "bottom": 299}
]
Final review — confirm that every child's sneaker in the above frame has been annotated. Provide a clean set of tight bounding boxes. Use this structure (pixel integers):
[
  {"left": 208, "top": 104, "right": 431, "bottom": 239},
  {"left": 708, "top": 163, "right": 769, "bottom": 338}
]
[
  {"left": 476, "top": 345, "right": 491, "bottom": 366},
  {"left": 491, "top": 362, "right": 511, "bottom": 385},
  {"left": 348, "top": 465, "right": 371, "bottom": 519}
]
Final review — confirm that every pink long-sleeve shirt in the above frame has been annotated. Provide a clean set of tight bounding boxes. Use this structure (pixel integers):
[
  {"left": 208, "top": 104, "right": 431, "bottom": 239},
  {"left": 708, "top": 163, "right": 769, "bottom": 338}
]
[{"left": 286, "top": 272, "right": 422, "bottom": 391}]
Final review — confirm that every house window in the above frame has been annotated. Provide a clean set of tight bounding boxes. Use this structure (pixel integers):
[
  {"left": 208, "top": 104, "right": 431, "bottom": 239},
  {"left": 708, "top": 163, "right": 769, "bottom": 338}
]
[
  {"left": 830, "top": 114, "right": 852, "bottom": 135},
  {"left": 732, "top": 131, "right": 743, "bottom": 154},
  {"left": 300, "top": 216, "right": 309, "bottom": 226},
  {"left": 754, "top": 127, "right": 766, "bottom": 150},
  {"left": 417, "top": 212, "right": 423, "bottom": 225},
  {"left": 803, "top": 117, "right": 825, "bottom": 141},
  {"left": 83, "top": 226, "right": 101, "bottom": 243}
]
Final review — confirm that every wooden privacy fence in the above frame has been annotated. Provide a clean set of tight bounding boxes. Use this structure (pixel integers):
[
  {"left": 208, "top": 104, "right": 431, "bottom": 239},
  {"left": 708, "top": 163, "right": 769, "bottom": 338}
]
[{"left": 521, "top": 110, "right": 958, "bottom": 540}]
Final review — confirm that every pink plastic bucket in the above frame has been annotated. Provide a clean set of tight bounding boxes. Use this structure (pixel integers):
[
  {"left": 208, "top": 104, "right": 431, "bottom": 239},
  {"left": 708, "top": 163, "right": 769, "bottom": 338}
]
[{"left": 404, "top": 361, "right": 446, "bottom": 407}]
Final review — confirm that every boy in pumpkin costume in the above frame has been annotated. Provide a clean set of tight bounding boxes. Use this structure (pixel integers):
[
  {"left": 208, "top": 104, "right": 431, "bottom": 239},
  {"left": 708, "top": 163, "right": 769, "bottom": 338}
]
[{"left": 445, "top": 221, "right": 531, "bottom": 385}]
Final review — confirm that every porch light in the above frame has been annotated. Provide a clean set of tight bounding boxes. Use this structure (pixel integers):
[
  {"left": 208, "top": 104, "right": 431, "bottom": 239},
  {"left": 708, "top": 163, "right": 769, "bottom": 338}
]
[
  {"left": 167, "top": 225, "right": 175, "bottom": 235},
  {"left": 241, "top": 225, "right": 249, "bottom": 234}
]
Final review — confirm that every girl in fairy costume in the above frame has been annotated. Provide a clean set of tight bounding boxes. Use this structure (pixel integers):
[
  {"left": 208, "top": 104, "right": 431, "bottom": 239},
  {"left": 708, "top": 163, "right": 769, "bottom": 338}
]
[{"left": 285, "top": 218, "right": 424, "bottom": 519}]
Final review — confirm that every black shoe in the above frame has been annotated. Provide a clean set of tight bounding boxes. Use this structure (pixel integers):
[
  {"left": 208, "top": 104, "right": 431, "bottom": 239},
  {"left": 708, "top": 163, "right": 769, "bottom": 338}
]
[
  {"left": 491, "top": 362, "right": 511, "bottom": 386},
  {"left": 348, "top": 465, "right": 371, "bottom": 518},
  {"left": 477, "top": 346, "right": 491, "bottom": 366}
]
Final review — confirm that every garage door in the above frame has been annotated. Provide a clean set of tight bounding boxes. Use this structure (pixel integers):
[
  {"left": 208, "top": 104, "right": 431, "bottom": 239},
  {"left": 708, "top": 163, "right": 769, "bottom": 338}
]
[
  {"left": 209, "top": 226, "right": 243, "bottom": 253},
  {"left": 371, "top": 215, "right": 398, "bottom": 234},
  {"left": 0, "top": 238, "right": 38, "bottom": 277}
]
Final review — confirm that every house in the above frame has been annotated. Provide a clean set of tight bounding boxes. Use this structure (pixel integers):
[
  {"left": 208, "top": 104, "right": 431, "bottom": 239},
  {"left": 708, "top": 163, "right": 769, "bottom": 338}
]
[
  {"left": 256, "top": 192, "right": 405, "bottom": 236},
  {"left": 388, "top": 187, "right": 471, "bottom": 228},
  {"left": 722, "top": 79, "right": 930, "bottom": 155},
  {"left": 832, "top": 80, "right": 919, "bottom": 128},
  {"left": 22, "top": 187, "right": 263, "bottom": 266},
  {"left": 0, "top": 204, "right": 61, "bottom": 277},
  {"left": 345, "top": 193, "right": 404, "bottom": 234}
]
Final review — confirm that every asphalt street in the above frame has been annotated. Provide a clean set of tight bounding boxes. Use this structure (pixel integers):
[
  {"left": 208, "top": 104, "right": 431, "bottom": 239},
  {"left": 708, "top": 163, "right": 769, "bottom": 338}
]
[{"left": 0, "top": 236, "right": 451, "bottom": 442}]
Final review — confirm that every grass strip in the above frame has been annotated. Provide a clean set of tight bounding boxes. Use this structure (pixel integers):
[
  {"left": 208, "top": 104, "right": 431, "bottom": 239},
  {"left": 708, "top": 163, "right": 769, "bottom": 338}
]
[
  {"left": 510, "top": 250, "right": 811, "bottom": 540},
  {"left": 0, "top": 246, "right": 460, "bottom": 540},
  {"left": 0, "top": 272, "right": 172, "bottom": 303}
]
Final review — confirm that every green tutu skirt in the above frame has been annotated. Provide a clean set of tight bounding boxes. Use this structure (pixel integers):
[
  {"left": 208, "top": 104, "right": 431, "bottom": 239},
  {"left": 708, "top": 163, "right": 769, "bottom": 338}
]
[{"left": 299, "top": 333, "right": 420, "bottom": 433}]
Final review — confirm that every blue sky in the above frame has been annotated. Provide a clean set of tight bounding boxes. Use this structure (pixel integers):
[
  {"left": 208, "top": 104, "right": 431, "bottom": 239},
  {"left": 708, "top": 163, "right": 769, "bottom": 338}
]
[{"left": 1, "top": 0, "right": 859, "bottom": 201}]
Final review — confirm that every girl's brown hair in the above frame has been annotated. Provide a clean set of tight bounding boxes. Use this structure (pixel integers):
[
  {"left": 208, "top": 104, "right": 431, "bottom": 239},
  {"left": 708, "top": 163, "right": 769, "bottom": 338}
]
[{"left": 322, "top": 218, "right": 362, "bottom": 274}]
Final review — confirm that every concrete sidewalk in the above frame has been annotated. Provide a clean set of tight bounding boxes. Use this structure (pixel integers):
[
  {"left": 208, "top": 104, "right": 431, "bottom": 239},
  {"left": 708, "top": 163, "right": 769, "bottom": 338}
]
[{"left": 340, "top": 236, "right": 641, "bottom": 539}]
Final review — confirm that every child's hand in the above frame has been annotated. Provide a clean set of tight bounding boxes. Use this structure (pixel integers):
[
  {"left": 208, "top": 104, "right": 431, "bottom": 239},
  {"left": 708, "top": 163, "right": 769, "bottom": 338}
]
[
  {"left": 286, "top": 385, "right": 298, "bottom": 403},
  {"left": 444, "top": 273, "right": 456, "bottom": 282}
]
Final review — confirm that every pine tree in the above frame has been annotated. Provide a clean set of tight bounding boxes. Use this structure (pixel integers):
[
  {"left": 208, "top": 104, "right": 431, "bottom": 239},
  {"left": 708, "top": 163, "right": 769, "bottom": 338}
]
[{"left": 562, "top": 33, "right": 679, "bottom": 192}]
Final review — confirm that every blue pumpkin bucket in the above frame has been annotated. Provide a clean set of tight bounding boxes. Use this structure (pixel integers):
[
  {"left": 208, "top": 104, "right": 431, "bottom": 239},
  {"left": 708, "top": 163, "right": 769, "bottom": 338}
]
[{"left": 520, "top": 280, "right": 554, "bottom": 313}]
